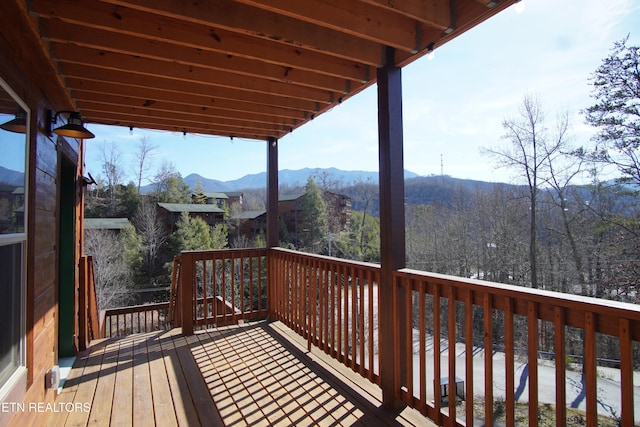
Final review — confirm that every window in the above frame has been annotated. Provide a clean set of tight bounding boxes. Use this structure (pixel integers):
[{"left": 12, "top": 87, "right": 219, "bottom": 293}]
[
  {"left": 0, "top": 243, "right": 23, "bottom": 387},
  {"left": 0, "top": 78, "right": 28, "bottom": 395}
]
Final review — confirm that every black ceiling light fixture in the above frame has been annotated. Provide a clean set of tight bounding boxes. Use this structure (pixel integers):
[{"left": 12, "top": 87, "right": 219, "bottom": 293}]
[
  {"left": 0, "top": 109, "right": 27, "bottom": 133},
  {"left": 49, "top": 110, "right": 95, "bottom": 139}
]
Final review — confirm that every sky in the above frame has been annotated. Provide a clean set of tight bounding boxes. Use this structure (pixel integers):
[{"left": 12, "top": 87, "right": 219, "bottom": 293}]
[{"left": 83, "top": 0, "right": 640, "bottom": 187}]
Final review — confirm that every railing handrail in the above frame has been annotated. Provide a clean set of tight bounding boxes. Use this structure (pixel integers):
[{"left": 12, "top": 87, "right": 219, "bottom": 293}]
[
  {"left": 397, "top": 267, "right": 640, "bottom": 315},
  {"left": 104, "top": 301, "right": 171, "bottom": 316},
  {"left": 270, "top": 246, "right": 381, "bottom": 270},
  {"left": 180, "top": 247, "right": 268, "bottom": 257},
  {"left": 396, "top": 267, "right": 640, "bottom": 340}
]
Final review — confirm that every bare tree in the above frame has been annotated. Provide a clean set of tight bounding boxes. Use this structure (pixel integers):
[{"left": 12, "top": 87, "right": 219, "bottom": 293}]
[
  {"left": 84, "top": 229, "right": 132, "bottom": 310},
  {"left": 100, "top": 141, "right": 124, "bottom": 215},
  {"left": 133, "top": 136, "right": 156, "bottom": 192},
  {"left": 352, "top": 177, "right": 377, "bottom": 259},
  {"left": 544, "top": 142, "right": 587, "bottom": 293},
  {"left": 134, "top": 198, "right": 167, "bottom": 280},
  {"left": 483, "top": 95, "right": 570, "bottom": 289},
  {"left": 313, "top": 169, "right": 341, "bottom": 192}
]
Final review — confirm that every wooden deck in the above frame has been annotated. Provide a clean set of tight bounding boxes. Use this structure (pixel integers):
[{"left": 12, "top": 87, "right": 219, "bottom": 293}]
[{"left": 47, "top": 321, "right": 433, "bottom": 426}]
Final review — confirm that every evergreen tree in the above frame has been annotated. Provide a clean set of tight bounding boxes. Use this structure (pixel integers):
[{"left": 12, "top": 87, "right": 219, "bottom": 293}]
[
  {"left": 583, "top": 36, "right": 640, "bottom": 186},
  {"left": 120, "top": 182, "right": 141, "bottom": 217},
  {"left": 120, "top": 222, "right": 144, "bottom": 283},
  {"left": 170, "top": 212, "right": 213, "bottom": 252},
  {"left": 192, "top": 178, "right": 207, "bottom": 204},
  {"left": 210, "top": 223, "right": 229, "bottom": 250},
  {"left": 299, "top": 176, "right": 328, "bottom": 253}
]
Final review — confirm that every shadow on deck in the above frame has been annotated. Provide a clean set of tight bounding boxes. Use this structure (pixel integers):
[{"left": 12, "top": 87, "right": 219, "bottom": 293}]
[{"left": 47, "top": 321, "right": 433, "bottom": 426}]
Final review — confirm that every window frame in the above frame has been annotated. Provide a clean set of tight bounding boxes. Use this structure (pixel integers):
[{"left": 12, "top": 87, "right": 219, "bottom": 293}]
[{"left": 0, "top": 77, "right": 29, "bottom": 399}]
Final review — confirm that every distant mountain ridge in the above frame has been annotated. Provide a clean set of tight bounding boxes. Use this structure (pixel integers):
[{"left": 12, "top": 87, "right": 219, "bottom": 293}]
[
  {"left": 141, "top": 167, "right": 420, "bottom": 193},
  {"left": 0, "top": 165, "right": 24, "bottom": 186}
]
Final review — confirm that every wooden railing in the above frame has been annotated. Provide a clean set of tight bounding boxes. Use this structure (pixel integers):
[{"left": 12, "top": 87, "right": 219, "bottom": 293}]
[
  {"left": 270, "top": 248, "right": 381, "bottom": 384},
  {"left": 267, "top": 249, "right": 640, "bottom": 427},
  {"left": 180, "top": 248, "right": 268, "bottom": 333},
  {"left": 95, "top": 246, "right": 639, "bottom": 426},
  {"left": 79, "top": 255, "right": 104, "bottom": 349},
  {"left": 393, "top": 268, "right": 640, "bottom": 427},
  {"left": 103, "top": 302, "right": 171, "bottom": 338}
]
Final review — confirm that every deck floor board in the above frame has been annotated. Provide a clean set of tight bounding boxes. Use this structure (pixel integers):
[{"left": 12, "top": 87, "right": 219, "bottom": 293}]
[{"left": 48, "top": 321, "right": 434, "bottom": 427}]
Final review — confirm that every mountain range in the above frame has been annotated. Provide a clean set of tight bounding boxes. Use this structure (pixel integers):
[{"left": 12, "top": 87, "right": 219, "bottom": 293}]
[
  {"left": 142, "top": 167, "right": 421, "bottom": 193},
  {"left": 0, "top": 165, "right": 24, "bottom": 186}
]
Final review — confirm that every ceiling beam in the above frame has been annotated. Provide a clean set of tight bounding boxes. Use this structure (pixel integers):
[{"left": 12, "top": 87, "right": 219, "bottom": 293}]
[
  {"left": 356, "top": 0, "right": 450, "bottom": 27},
  {"left": 72, "top": 90, "right": 307, "bottom": 121},
  {"left": 51, "top": 42, "right": 353, "bottom": 95},
  {"left": 81, "top": 103, "right": 292, "bottom": 131},
  {"left": 91, "top": 0, "right": 384, "bottom": 65},
  {"left": 82, "top": 109, "right": 286, "bottom": 139},
  {"left": 58, "top": 61, "right": 336, "bottom": 106},
  {"left": 65, "top": 78, "right": 321, "bottom": 113},
  {"left": 38, "top": 13, "right": 371, "bottom": 83},
  {"left": 233, "top": 0, "right": 426, "bottom": 52},
  {"left": 78, "top": 99, "right": 300, "bottom": 128}
]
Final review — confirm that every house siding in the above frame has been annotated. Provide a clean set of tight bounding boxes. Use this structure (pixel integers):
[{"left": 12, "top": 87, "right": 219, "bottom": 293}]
[{"left": 0, "top": 2, "right": 82, "bottom": 426}]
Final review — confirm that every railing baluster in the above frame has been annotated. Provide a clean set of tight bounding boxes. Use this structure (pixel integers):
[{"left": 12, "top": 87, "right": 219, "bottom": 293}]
[
  {"left": 433, "top": 283, "right": 442, "bottom": 422},
  {"left": 249, "top": 255, "right": 254, "bottom": 315},
  {"left": 240, "top": 253, "right": 245, "bottom": 318},
  {"left": 554, "top": 306, "right": 566, "bottom": 425},
  {"left": 447, "top": 286, "right": 456, "bottom": 421},
  {"left": 320, "top": 259, "right": 327, "bottom": 352},
  {"left": 222, "top": 255, "right": 227, "bottom": 325},
  {"left": 620, "top": 318, "right": 634, "bottom": 426},
  {"left": 231, "top": 254, "right": 236, "bottom": 325},
  {"left": 307, "top": 256, "right": 313, "bottom": 351},
  {"left": 368, "top": 269, "right": 375, "bottom": 382},
  {"left": 359, "top": 267, "right": 365, "bottom": 376},
  {"left": 336, "top": 263, "right": 342, "bottom": 361},
  {"left": 419, "top": 280, "right": 427, "bottom": 414},
  {"left": 351, "top": 266, "right": 358, "bottom": 371},
  {"left": 343, "top": 264, "right": 349, "bottom": 365},
  {"left": 484, "top": 293, "right": 493, "bottom": 427},
  {"left": 505, "top": 296, "right": 515, "bottom": 426},
  {"left": 585, "top": 311, "right": 597, "bottom": 427},
  {"left": 464, "top": 289, "right": 474, "bottom": 426},
  {"left": 203, "top": 253, "right": 208, "bottom": 322},
  {"left": 405, "top": 278, "right": 413, "bottom": 406},
  {"left": 528, "top": 301, "right": 539, "bottom": 427}
]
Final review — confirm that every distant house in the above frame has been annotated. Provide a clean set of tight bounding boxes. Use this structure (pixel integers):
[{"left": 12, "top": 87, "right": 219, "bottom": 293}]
[
  {"left": 84, "top": 218, "right": 132, "bottom": 232},
  {"left": 230, "top": 210, "right": 267, "bottom": 239},
  {"left": 277, "top": 191, "right": 352, "bottom": 241},
  {"left": 191, "top": 191, "right": 244, "bottom": 208},
  {"left": 324, "top": 191, "right": 352, "bottom": 233},
  {"left": 157, "top": 202, "right": 225, "bottom": 232},
  {"left": 225, "top": 191, "right": 244, "bottom": 206},
  {"left": 278, "top": 192, "right": 305, "bottom": 238}
]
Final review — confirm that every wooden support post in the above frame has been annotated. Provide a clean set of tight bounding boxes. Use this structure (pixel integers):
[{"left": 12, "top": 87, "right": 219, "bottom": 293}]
[
  {"left": 266, "top": 137, "right": 279, "bottom": 319},
  {"left": 267, "top": 137, "right": 279, "bottom": 248},
  {"left": 377, "top": 46, "right": 406, "bottom": 408},
  {"left": 180, "top": 252, "right": 194, "bottom": 336}
]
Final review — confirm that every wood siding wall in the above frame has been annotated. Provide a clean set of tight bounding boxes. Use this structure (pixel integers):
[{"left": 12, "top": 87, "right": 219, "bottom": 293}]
[{"left": 0, "top": 2, "right": 81, "bottom": 426}]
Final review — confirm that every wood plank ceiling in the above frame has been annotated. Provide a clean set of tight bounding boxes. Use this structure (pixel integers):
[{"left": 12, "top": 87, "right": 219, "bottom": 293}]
[{"left": 24, "top": 0, "right": 513, "bottom": 141}]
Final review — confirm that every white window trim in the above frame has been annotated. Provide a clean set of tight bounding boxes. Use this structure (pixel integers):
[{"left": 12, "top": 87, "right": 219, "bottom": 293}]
[{"left": 0, "top": 77, "right": 29, "bottom": 399}]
